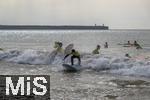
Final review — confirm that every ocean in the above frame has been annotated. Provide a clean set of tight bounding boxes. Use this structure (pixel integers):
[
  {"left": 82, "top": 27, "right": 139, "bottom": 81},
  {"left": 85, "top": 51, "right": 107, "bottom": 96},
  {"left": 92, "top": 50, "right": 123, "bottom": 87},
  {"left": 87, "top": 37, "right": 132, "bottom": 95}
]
[{"left": 0, "top": 30, "right": 150, "bottom": 100}]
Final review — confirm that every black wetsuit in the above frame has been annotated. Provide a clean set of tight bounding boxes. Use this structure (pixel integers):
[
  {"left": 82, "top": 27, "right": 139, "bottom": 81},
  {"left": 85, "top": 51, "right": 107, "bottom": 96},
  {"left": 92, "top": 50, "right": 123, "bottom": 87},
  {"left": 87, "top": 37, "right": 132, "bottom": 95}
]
[{"left": 64, "top": 51, "right": 81, "bottom": 65}]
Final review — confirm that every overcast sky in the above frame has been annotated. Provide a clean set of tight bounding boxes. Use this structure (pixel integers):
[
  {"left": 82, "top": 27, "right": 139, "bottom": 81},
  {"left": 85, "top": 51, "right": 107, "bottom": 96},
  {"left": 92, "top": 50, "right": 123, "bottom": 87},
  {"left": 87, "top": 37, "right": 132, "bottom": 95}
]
[{"left": 0, "top": 0, "right": 150, "bottom": 29}]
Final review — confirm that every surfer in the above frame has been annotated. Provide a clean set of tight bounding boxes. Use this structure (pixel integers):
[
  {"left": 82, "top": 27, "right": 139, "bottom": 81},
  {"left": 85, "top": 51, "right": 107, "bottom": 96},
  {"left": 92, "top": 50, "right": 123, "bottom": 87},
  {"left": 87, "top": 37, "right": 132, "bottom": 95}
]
[
  {"left": 122, "top": 41, "right": 132, "bottom": 47},
  {"left": 54, "top": 41, "right": 64, "bottom": 53},
  {"left": 104, "top": 42, "right": 108, "bottom": 48},
  {"left": 64, "top": 49, "right": 81, "bottom": 65},
  {"left": 133, "top": 41, "right": 142, "bottom": 49},
  {"left": 125, "top": 41, "right": 131, "bottom": 45},
  {"left": 92, "top": 45, "right": 101, "bottom": 54},
  {"left": 118, "top": 41, "right": 131, "bottom": 46},
  {"left": 125, "top": 53, "right": 131, "bottom": 58},
  {"left": 0, "top": 48, "right": 3, "bottom": 51}
]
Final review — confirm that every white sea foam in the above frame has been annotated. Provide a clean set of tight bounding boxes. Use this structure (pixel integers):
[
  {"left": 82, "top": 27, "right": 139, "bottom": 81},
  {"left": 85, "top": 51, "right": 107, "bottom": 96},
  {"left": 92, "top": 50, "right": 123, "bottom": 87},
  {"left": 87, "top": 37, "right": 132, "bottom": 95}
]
[{"left": 0, "top": 49, "right": 150, "bottom": 77}]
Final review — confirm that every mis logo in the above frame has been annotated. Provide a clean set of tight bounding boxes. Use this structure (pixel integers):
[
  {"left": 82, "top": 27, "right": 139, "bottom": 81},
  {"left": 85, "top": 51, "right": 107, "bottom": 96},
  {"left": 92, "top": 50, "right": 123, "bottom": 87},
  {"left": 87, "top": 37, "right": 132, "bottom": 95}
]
[{"left": 0, "top": 75, "right": 50, "bottom": 100}]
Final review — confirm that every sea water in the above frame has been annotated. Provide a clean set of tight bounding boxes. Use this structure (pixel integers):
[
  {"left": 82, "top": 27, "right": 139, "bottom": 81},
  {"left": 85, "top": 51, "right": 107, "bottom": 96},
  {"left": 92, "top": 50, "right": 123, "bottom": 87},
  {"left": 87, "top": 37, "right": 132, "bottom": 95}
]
[{"left": 0, "top": 30, "right": 150, "bottom": 100}]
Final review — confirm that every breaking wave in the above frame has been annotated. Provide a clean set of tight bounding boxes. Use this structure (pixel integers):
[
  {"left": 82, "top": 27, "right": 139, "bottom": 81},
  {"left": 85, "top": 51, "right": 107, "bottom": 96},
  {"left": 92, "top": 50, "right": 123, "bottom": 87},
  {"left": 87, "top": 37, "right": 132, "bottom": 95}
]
[{"left": 0, "top": 49, "right": 150, "bottom": 77}]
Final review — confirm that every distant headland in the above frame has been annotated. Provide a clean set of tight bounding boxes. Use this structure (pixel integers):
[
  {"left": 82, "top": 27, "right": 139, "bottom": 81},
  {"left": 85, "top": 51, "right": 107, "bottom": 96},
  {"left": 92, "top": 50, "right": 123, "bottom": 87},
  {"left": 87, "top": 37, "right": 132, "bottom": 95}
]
[{"left": 0, "top": 25, "right": 109, "bottom": 30}]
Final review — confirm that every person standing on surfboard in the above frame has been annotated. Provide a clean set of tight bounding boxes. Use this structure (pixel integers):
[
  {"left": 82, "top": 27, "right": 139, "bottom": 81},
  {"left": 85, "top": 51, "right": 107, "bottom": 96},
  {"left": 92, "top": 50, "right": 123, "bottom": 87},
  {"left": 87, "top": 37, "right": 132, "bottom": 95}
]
[{"left": 64, "top": 49, "right": 81, "bottom": 65}]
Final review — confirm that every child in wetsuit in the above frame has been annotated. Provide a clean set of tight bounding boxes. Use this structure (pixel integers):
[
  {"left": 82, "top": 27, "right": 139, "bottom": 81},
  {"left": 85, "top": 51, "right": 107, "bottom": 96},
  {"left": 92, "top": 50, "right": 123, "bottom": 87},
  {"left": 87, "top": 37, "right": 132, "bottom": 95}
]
[
  {"left": 92, "top": 45, "right": 101, "bottom": 54},
  {"left": 64, "top": 49, "right": 81, "bottom": 65}
]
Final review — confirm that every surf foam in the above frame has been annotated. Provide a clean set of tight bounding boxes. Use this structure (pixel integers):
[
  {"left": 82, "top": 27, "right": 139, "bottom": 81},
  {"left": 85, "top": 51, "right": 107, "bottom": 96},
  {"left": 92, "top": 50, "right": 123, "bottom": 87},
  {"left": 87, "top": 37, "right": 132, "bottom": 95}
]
[{"left": 0, "top": 49, "right": 150, "bottom": 77}]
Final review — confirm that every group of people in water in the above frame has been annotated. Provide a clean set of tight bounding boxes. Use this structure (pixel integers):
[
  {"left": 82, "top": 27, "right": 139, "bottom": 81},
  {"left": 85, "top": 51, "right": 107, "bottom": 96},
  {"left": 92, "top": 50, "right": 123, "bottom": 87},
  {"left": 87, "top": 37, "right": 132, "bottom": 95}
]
[
  {"left": 0, "top": 40, "right": 142, "bottom": 66},
  {"left": 54, "top": 41, "right": 109, "bottom": 66},
  {"left": 54, "top": 40, "right": 142, "bottom": 66},
  {"left": 124, "top": 40, "right": 142, "bottom": 49},
  {"left": 54, "top": 42, "right": 108, "bottom": 65}
]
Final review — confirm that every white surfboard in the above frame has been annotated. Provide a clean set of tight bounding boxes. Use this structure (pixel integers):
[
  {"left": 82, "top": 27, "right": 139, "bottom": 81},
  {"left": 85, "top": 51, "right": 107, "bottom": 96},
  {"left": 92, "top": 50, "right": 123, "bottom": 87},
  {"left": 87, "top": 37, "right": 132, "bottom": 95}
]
[
  {"left": 62, "top": 64, "right": 81, "bottom": 71},
  {"left": 64, "top": 44, "right": 74, "bottom": 55}
]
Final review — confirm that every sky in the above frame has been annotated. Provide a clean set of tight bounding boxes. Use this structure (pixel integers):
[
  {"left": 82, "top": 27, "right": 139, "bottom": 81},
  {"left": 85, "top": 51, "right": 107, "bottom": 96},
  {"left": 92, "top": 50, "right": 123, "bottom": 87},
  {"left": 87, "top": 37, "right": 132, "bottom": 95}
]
[{"left": 0, "top": 0, "right": 150, "bottom": 29}]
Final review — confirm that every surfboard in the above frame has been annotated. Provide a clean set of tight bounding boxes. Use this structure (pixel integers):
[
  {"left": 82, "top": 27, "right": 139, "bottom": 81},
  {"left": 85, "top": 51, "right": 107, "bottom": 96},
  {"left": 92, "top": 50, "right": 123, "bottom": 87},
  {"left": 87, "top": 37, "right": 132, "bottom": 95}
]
[
  {"left": 48, "top": 50, "right": 57, "bottom": 64},
  {"left": 118, "top": 43, "right": 133, "bottom": 46},
  {"left": 62, "top": 64, "right": 81, "bottom": 71},
  {"left": 64, "top": 44, "right": 74, "bottom": 55},
  {"left": 117, "top": 43, "right": 125, "bottom": 45},
  {"left": 123, "top": 45, "right": 132, "bottom": 47}
]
